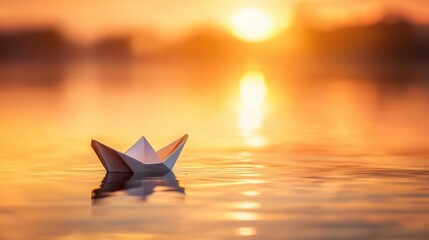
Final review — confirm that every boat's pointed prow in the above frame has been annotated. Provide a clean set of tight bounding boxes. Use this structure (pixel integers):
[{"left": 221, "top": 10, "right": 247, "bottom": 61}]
[
  {"left": 163, "top": 136, "right": 188, "bottom": 170},
  {"left": 91, "top": 140, "right": 132, "bottom": 172},
  {"left": 91, "top": 134, "right": 188, "bottom": 173},
  {"left": 156, "top": 134, "right": 189, "bottom": 161}
]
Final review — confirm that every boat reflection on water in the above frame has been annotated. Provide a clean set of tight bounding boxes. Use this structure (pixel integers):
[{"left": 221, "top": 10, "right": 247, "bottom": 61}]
[{"left": 91, "top": 171, "right": 185, "bottom": 204}]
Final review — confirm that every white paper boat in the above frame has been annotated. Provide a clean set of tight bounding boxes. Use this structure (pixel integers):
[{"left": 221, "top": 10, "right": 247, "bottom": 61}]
[{"left": 91, "top": 134, "right": 188, "bottom": 173}]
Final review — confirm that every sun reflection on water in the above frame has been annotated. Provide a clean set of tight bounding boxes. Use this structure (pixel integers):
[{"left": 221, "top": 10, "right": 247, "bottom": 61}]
[
  {"left": 233, "top": 202, "right": 261, "bottom": 209},
  {"left": 241, "top": 191, "right": 261, "bottom": 196},
  {"left": 225, "top": 151, "right": 263, "bottom": 238},
  {"left": 227, "top": 211, "right": 259, "bottom": 221},
  {"left": 240, "top": 70, "right": 267, "bottom": 107},
  {"left": 238, "top": 70, "right": 268, "bottom": 147},
  {"left": 235, "top": 226, "right": 257, "bottom": 237}
]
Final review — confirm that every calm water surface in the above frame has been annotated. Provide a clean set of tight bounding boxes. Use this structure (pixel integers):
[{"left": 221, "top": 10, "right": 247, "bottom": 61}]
[{"left": 0, "top": 60, "right": 429, "bottom": 239}]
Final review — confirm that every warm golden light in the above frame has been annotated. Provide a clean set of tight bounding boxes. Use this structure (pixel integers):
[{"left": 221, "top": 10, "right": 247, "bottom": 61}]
[
  {"left": 232, "top": 7, "right": 274, "bottom": 42},
  {"left": 241, "top": 191, "right": 260, "bottom": 196},
  {"left": 233, "top": 202, "right": 261, "bottom": 209},
  {"left": 238, "top": 70, "right": 268, "bottom": 147},
  {"left": 235, "top": 227, "right": 257, "bottom": 236},
  {"left": 240, "top": 70, "right": 267, "bottom": 107},
  {"left": 239, "top": 107, "right": 264, "bottom": 129},
  {"left": 227, "top": 212, "right": 259, "bottom": 221}
]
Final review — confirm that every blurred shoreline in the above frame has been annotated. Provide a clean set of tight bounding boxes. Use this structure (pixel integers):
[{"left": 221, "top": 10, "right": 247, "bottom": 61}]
[{"left": 2, "top": 16, "right": 429, "bottom": 64}]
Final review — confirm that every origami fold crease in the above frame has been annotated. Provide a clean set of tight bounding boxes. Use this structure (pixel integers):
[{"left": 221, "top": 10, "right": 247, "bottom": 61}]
[{"left": 91, "top": 134, "right": 188, "bottom": 173}]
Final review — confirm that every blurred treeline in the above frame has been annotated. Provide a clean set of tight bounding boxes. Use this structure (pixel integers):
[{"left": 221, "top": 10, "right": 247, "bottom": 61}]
[{"left": 1, "top": 15, "right": 429, "bottom": 63}]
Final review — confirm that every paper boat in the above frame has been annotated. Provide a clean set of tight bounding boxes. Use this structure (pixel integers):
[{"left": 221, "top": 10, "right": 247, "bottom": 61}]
[{"left": 91, "top": 134, "right": 188, "bottom": 173}]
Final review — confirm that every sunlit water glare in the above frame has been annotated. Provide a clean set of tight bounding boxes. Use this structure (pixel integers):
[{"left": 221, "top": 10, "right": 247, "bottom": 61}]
[{"left": 1, "top": 60, "right": 429, "bottom": 239}]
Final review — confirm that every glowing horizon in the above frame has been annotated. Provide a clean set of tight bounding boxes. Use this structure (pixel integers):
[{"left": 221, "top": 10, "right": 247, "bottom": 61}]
[{"left": 1, "top": 0, "right": 429, "bottom": 44}]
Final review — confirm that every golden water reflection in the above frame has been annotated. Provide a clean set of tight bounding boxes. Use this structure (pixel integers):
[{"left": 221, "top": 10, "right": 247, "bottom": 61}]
[
  {"left": 238, "top": 69, "right": 268, "bottom": 147},
  {"left": 1, "top": 61, "right": 429, "bottom": 239},
  {"left": 233, "top": 202, "right": 260, "bottom": 209},
  {"left": 241, "top": 191, "right": 261, "bottom": 197},
  {"left": 235, "top": 226, "right": 257, "bottom": 237},
  {"left": 226, "top": 211, "right": 259, "bottom": 221}
]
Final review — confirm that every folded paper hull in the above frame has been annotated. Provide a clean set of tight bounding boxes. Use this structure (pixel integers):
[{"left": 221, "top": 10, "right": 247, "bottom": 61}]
[{"left": 91, "top": 134, "right": 188, "bottom": 173}]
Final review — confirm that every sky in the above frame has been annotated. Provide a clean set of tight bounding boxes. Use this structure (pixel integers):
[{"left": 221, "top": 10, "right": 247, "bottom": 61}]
[{"left": 1, "top": 0, "right": 429, "bottom": 44}]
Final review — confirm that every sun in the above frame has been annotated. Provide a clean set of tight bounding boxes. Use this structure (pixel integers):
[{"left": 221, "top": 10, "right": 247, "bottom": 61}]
[{"left": 231, "top": 7, "right": 274, "bottom": 42}]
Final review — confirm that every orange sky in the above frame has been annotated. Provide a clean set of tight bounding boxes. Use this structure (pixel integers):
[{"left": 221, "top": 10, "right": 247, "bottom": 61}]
[{"left": 1, "top": 0, "right": 429, "bottom": 44}]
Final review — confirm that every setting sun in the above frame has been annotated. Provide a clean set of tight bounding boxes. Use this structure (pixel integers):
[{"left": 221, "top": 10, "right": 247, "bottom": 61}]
[{"left": 232, "top": 7, "right": 274, "bottom": 42}]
